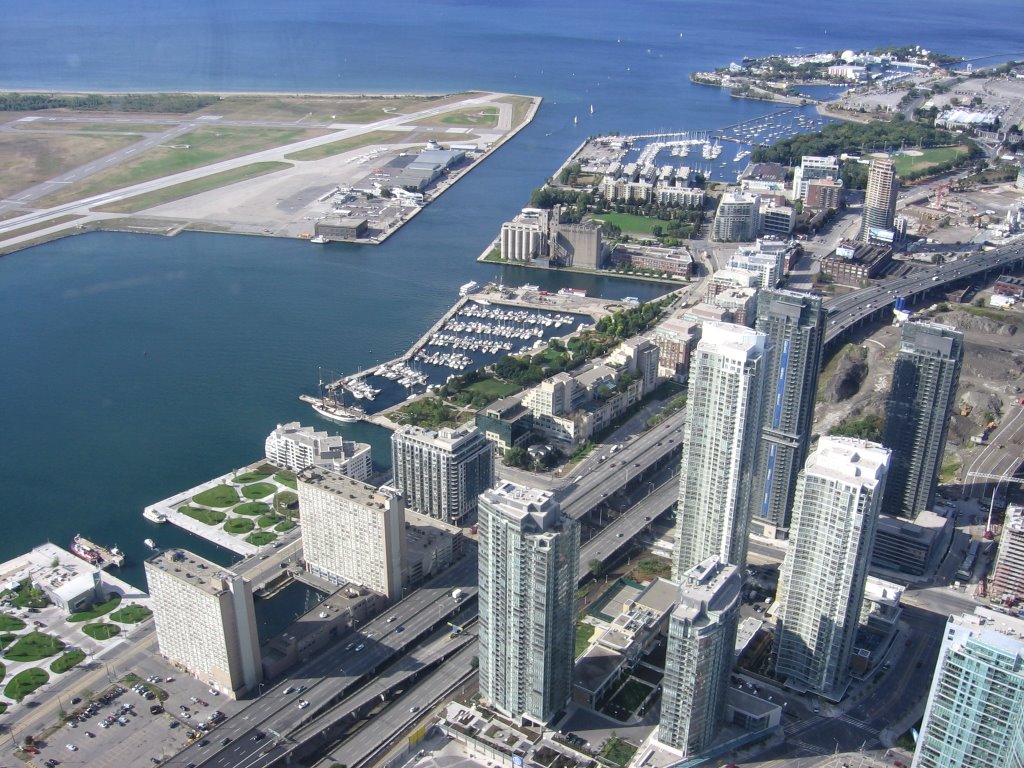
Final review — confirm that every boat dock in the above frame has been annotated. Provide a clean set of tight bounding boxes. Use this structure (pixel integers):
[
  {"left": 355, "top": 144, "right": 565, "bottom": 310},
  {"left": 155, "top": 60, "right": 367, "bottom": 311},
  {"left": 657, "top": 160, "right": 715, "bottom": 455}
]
[{"left": 72, "top": 534, "right": 125, "bottom": 568}]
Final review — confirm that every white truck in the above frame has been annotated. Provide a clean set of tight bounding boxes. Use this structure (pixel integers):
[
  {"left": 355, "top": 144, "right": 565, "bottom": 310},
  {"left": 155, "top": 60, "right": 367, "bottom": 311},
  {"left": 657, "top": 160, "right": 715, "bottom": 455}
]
[{"left": 452, "top": 588, "right": 464, "bottom": 602}]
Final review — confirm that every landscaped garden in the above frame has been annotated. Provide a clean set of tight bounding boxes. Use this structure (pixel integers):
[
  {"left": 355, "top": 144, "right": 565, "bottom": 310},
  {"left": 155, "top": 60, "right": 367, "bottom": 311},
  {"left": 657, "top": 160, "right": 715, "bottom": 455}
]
[
  {"left": 275, "top": 520, "right": 296, "bottom": 532},
  {"left": 274, "top": 471, "right": 297, "bottom": 489},
  {"left": 67, "top": 594, "right": 121, "bottom": 623},
  {"left": 4, "top": 667, "right": 48, "bottom": 701},
  {"left": 110, "top": 604, "right": 152, "bottom": 624},
  {"left": 241, "top": 482, "right": 277, "bottom": 499},
  {"left": 50, "top": 649, "right": 86, "bottom": 674},
  {"left": 246, "top": 531, "right": 277, "bottom": 546},
  {"left": 234, "top": 502, "right": 271, "bottom": 516},
  {"left": 233, "top": 470, "right": 270, "bottom": 484},
  {"left": 82, "top": 623, "right": 120, "bottom": 641},
  {"left": 0, "top": 615, "right": 25, "bottom": 631},
  {"left": 180, "top": 506, "right": 227, "bottom": 525},
  {"left": 224, "top": 518, "right": 255, "bottom": 535},
  {"left": 599, "top": 737, "right": 637, "bottom": 768},
  {"left": 192, "top": 484, "right": 240, "bottom": 507},
  {"left": 4, "top": 631, "right": 65, "bottom": 662}
]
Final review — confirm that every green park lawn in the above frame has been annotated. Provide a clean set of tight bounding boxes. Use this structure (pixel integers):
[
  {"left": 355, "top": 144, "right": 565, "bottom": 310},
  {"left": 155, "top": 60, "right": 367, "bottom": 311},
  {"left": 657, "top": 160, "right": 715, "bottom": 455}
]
[
  {"left": 463, "top": 378, "right": 521, "bottom": 401},
  {"left": 180, "top": 505, "right": 227, "bottom": 525},
  {"left": 274, "top": 471, "right": 297, "bottom": 489},
  {"left": 257, "top": 514, "right": 279, "bottom": 528},
  {"left": 193, "top": 485, "right": 240, "bottom": 508},
  {"left": 242, "top": 482, "right": 277, "bottom": 500},
  {"left": 224, "top": 518, "right": 255, "bottom": 535},
  {"left": 275, "top": 520, "right": 296, "bottom": 533},
  {"left": 67, "top": 594, "right": 121, "bottom": 623},
  {"left": 234, "top": 502, "right": 271, "bottom": 516},
  {"left": 575, "top": 623, "right": 595, "bottom": 657},
  {"left": 0, "top": 661, "right": 4, "bottom": 685},
  {"left": 0, "top": 634, "right": 15, "bottom": 650},
  {"left": 234, "top": 471, "right": 270, "bottom": 484},
  {"left": 4, "top": 668, "right": 48, "bottom": 701},
  {"left": 50, "top": 649, "right": 86, "bottom": 674},
  {"left": 246, "top": 532, "right": 277, "bottom": 547},
  {"left": 82, "top": 623, "right": 120, "bottom": 641},
  {"left": 110, "top": 605, "right": 152, "bottom": 624},
  {"left": 590, "top": 212, "right": 664, "bottom": 235},
  {"left": 892, "top": 145, "right": 969, "bottom": 178},
  {"left": 0, "top": 615, "right": 25, "bottom": 632},
  {"left": 599, "top": 737, "right": 638, "bottom": 768},
  {"left": 4, "top": 631, "right": 65, "bottom": 661}
]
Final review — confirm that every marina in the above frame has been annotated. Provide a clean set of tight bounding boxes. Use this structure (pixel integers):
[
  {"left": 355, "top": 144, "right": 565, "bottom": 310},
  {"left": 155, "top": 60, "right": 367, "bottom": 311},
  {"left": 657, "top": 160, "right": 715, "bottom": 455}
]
[{"left": 71, "top": 534, "right": 126, "bottom": 568}]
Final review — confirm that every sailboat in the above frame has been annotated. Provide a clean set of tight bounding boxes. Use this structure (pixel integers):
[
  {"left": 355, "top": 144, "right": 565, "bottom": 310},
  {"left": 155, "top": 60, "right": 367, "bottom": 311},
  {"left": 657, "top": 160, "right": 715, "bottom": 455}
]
[
  {"left": 589, "top": 104, "right": 594, "bottom": 115},
  {"left": 573, "top": 115, "right": 578, "bottom": 126}
]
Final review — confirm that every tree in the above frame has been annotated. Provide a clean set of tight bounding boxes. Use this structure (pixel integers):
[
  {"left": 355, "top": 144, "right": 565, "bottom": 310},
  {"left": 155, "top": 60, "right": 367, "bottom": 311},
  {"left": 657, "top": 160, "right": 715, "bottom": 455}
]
[
  {"left": 470, "top": 655, "right": 479, "bottom": 670},
  {"left": 503, "top": 447, "right": 531, "bottom": 469},
  {"left": 589, "top": 559, "right": 605, "bottom": 578}
]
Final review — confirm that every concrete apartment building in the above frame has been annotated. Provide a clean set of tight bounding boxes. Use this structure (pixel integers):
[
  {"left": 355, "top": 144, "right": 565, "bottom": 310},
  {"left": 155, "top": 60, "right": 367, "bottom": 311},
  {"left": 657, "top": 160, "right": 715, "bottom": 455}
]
[
  {"left": 650, "top": 313, "right": 701, "bottom": 383},
  {"left": 297, "top": 469, "right": 404, "bottom": 600},
  {"left": 712, "top": 191, "right": 761, "bottom": 242},
  {"left": 914, "top": 608, "right": 1024, "bottom": 768},
  {"left": 882, "top": 322, "right": 963, "bottom": 519},
  {"left": 658, "top": 557, "right": 741, "bottom": 758},
  {"left": 749, "top": 289, "right": 826, "bottom": 539},
  {"left": 674, "top": 322, "right": 767, "bottom": 576},
  {"left": 390, "top": 424, "right": 494, "bottom": 526},
  {"left": 477, "top": 482, "right": 579, "bottom": 726},
  {"left": 992, "top": 506, "right": 1024, "bottom": 604},
  {"left": 805, "top": 177, "right": 844, "bottom": 211},
  {"left": 729, "top": 239, "right": 789, "bottom": 289},
  {"left": 792, "top": 155, "right": 840, "bottom": 202},
  {"left": 145, "top": 550, "right": 262, "bottom": 699},
  {"left": 859, "top": 156, "right": 899, "bottom": 243},
  {"left": 773, "top": 437, "right": 890, "bottom": 701},
  {"left": 265, "top": 421, "right": 372, "bottom": 481}
]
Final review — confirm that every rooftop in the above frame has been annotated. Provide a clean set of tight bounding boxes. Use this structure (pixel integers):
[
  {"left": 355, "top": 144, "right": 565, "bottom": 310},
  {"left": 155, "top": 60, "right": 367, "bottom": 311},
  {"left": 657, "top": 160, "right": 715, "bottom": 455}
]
[
  {"left": 145, "top": 549, "right": 240, "bottom": 597},
  {"left": 298, "top": 468, "right": 391, "bottom": 510}
]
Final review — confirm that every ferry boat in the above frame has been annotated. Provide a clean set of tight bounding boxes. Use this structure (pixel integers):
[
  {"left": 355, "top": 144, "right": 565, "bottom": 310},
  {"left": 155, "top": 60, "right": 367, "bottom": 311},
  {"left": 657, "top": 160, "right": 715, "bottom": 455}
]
[
  {"left": 310, "top": 235, "right": 329, "bottom": 244},
  {"left": 557, "top": 287, "right": 587, "bottom": 297},
  {"left": 520, "top": 284, "right": 540, "bottom": 292},
  {"left": 144, "top": 539, "right": 157, "bottom": 551},
  {"left": 459, "top": 281, "right": 479, "bottom": 297},
  {"left": 143, "top": 509, "right": 168, "bottom": 524}
]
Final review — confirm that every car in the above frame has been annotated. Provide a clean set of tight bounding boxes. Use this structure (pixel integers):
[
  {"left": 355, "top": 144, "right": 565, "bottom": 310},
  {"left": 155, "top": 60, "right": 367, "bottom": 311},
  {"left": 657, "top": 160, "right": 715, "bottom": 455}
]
[
  {"left": 71, "top": 697, "right": 82, "bottom": 705},
  {"left": 99, "top": 721, "right": 109, "bottom": 729},
  {"left": 284, "top": 686, "right": 297, "bottom": 694},
  {"left": 190, "top": 696, "right": 200, "bottom": 704},
  {"left": 297, "top": 699, "right": 310, "bottom": 709},
  {"left": 169, "top": 721, "right": 179, "bottom": 729},
  {"left": 252, "top": 732, "right": 266, "bottom": 741},
  {"left": 182, "top": 712, "right": 191, "bottom": 718},
  {"left": 616, "top": 533, "right": 623, "bottom": 538},
  {"left": 85, "top": 731, "right": 95, "bottom": 738},
  {"left": 355, "top": 644, "right": 365, "bottom": 652},
  {"left": 164, "top": 676, "right": 174, "bottom": 682},
  {"left": 208, "top": 688, "right": 219, "bottom": 696},
  {"left": 220, "top": 737, "right": 232, "bottom": 746},
  {"left": 387, "top": 616, "right": 397, "bottom": 623},
  {"left": 409, "top": 705, "right": 420, "bottom": 713},
  {"left": 66, "top": 744, "right": 78, "bottom": 752},
  {"left": 151, "top": 759, "right": 161, "bottom": 765},
  {"left": 344, "top": 643, "right": 355, "bottom": 651},
  {"left": 395, "top": 625, "right": 404, "bottom": 633},
  {"left": 45, "top": 761, "right": 60, "bottom": 768},
  {"left": 296, "top": 685, "right": 306, "bottom": 693},
  {"left": 198, "top": 699, "right": 208, "bottom": 706},
  {"left": 180, "top": 704, "right": 190, "bottom": 711},
  {"left": 150, "top": 705, "right": 164, "bottom": 714},
  {"left": 199, "top": 739, "right": 209, "bottom": 747}
]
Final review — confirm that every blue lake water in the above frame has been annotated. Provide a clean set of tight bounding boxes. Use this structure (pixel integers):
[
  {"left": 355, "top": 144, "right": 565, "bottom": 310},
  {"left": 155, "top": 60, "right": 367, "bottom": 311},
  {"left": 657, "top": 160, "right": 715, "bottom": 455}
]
[{"left": 1, "top": 0, "right": 1022, "bottom": 585}]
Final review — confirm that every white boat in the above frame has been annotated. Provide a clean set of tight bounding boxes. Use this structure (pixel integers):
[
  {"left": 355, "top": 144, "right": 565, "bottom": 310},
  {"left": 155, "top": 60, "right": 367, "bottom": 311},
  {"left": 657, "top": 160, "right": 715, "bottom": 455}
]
[
  {"left": 310, "top": 235, "right": 329, "bottom": 244},
  {"left": 459, "top": 281, "right": 479, "bottom": 297},
  {"left": 312, "top": 401, "right": 362, "bottom": 424},
  {"left": 143, "top": 509, "right": 168, "bottom": 524},
  {"left": 144, "top": 539, "right": 157, "bottom": 551}
]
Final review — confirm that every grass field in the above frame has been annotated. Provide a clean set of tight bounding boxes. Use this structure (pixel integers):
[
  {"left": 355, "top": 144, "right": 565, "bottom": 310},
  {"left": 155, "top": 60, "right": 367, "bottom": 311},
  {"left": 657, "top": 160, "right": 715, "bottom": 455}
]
[
  {"left": 0, "top": 214, "right": 83, "bottom": 242},
  {"left": 575, "top": 623, "right": 595, "bottom": 657},
  {"left": 93, "top": 161, "right": 291, "bottom": 213},
  {"left": 67, "top": 594, "right": 121, "bottom": 623},
  {"left": 608, "top": 679, "right": 653, "bottom": 713},
  {"left": 495, "top": 94, "right": 536, "bottom": 129},
  {"left": 629, "top": 556, "right": 673, "bottom": 582},
  {"left": 109, "top": 605, "right": 152, "bottom": 624},
  {"left": 0, "top": 661, "right": 4, "bottom": 685},
  {"left": 4, "top": 631, "right": 65, "bottom": 661},
  {"left": 589, "top": 212, "right": 663, "bottom": 235},
  {"left": 247, "top": 532, "right": 277, "bottom": 546},
  {"left": 234, "top": 502, "right": 271, "bottom": 516},
  {"left": 234, "top": 471, "right": 270, "bottom": 484},
  {"left": 599, "top": 737, "right": 638, "bottom": 768},
  {"left": 38, "top": 126, "right": 325, "bottom": 207},
  {"left": 224, "top": 518, "right": 255, "bottom": 535},
  {"left": 4, "top": 668, "right": 48, "bottom": 701},
  {"left": 275, "top": 520, "right": 296, "bottom": 532},
  {"left": 437, "top": 107, "right": 498, "bottom": 127},
  {"left": 0, "top": 634, "right": 15, "bottom": 650},
  {"left": 893, "top": 145, "right": 969, "bottom": 178},
  {"left": 257, "top": 514, "right": 279, "bottom": 528},
  {"left": 0, "top": 615, "right": 25, "bottom": 632},
  {"left": 464, "top": 378, "right": 521, "bottom": 400},
  {"left": 82, "top": 623, "right": 120, "bottom": 641},
  {"left": 50, "top": 649, "right": 86, "bottom": 674},
  {"left": 180, "top": 505, "right": 227, "bottom": 525},
  {"left": 0, "top": 131, "right": 140, "bottom": 199},
  {"left": 274, "top": 471, "right": 297, "bottom": 489},
  {"left": 193, "top": 485, "right": 240, "bottom": 508},
  {"left": 242, "top": 482, "right": 277, "bottom": 500},
  {"left": 284, "top": 130, "right": 407, "bottom": 161},
  {"left": 275, "top": 491, "right": 298, "bottom": 510},
  {"left": 12, "top": 121, "right": 171, "bottom": 133},
  {"left": 191, "top": 94, "right": 450, "bottom": 123}
]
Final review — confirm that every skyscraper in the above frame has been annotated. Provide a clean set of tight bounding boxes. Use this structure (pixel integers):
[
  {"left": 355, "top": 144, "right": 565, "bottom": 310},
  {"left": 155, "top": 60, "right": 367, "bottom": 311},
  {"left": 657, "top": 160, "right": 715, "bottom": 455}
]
[
  {"left": 773, "top": 437, "right": 890, "bottom": 700},
  {"left": 859, "top": 156, "right": 899, "bottom": 243},
  {"left": 658, "top": 557, "right": 741, "bottom": 758},
  {"left": 391, "top": 424, "right": 494, "bottom": 525},
  {"left": 882, "top": 322, "right": 963, "bottom": 519},
  {"left": 673, "top": 322, "right": 767, "bottom": 577},
  {"left": 749, "top": 289, "right": 826, "bottom": 539},
  {"left": 145, "top": 549, "right": 262, "bottom": 699},
  {"left": 914, "top": 608, "right": 1024, "bottom": 768},
  {"left": 477, "top": 481, "right": 579, "bottom": 726},
  {"left": 297, "top": 468, "right": 405, "bottom": 600}
]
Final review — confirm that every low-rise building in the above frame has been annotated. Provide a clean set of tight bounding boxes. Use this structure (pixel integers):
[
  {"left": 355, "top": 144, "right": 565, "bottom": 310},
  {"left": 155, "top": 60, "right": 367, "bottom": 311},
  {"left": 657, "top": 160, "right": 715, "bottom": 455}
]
[
  {"left": 760, "top": 201, "right": 796, "bottom": 237},
  {"left": 265, "top": 422, "right": 372, "bottom": 480},
  {"left": 475, "top": 395, "right": 534, "bottom": 456},
  {"left": 402, "top": 508, "right": 465, "bottom": 587},
  {"left": 650, "top": 313, "right": 701, "bottom": 382},
  {"left": 610, "top": 243, "right": 695, "bottom": 276},
  {"left": 819, "top": 240, "right": 894, "bottom": 282},
  {"left": 871, "top": 510, "right": 953, "bottom": 577},
  {"left": 805, "top": 177, "right": 844, "bottom": 211},
  {"left": 314, "top": 216, "right": 368, "bottom": 240}
]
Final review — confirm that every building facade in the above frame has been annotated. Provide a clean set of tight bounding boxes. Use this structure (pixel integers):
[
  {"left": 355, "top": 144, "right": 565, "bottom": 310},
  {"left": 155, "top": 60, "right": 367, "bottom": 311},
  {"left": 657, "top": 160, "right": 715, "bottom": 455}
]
[
  {"left": 914, "top": 608, "right": 1024, "bottom": 768},
  {"left": 265, "top": 421, "right": 372, "bottom": 480},
  {"left": 673, "top": 322, "right": 767, "bottom": 577},
  {"left": 860, "top": 156, "right": 899, "bottom": 243},
  {"left": 658, "top": 557, "right": 741, "bottom": 757},
  {"left": 882, "top": 322, "right": 963, "bottom": 519},
  {"left": 145, "top": 550, "right": 262, "bottom": 699},
  {"left": 500, "top": 208, "right": 551, "bottom": 262},
  {"left": 712, "top": 191, "right": 761, "bottom": 242},
  {"left": 477, "top": 482, "right": 579, "bottom": 726},
  {"left": 792, "top": 155, "right": 840, "bottom": 202},
  {"left": 749, "top": 290, "right": 826, "bottom": 539},
  {"left": 992, "top": 506, "right": 1024, "bottom": 604},
  {"left": 297, "top": 469, "right": 404, "bottom": 599},
  {"left": 391, "top": 424, "right": 494, "bottom": 525},
  {"left": 773, "top": 437, "right": 890, "bottom": 700}
]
